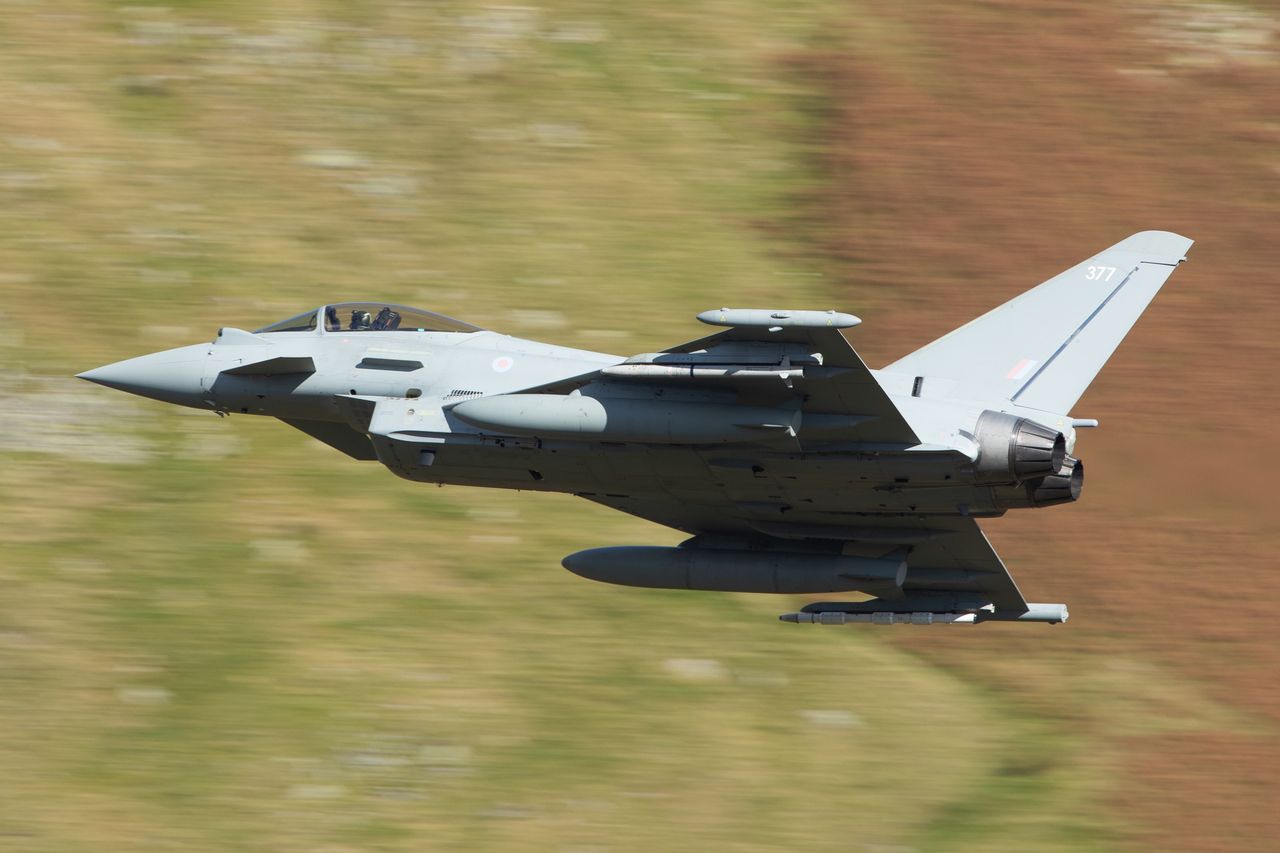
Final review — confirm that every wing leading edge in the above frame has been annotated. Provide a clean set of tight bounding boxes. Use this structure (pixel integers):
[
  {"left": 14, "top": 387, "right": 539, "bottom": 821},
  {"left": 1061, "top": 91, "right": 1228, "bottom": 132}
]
[
  {"left": 512, "top": 310, "right": 919, "bottom": 446},
  {"left": 657, "top": 315, "right": 920, "bottom": 445}
]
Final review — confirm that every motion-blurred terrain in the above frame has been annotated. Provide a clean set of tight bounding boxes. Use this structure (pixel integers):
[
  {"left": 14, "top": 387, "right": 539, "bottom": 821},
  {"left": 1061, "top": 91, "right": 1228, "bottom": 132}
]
[{"left": 1, "top": 2, "right": 1276, "bottom": 850}]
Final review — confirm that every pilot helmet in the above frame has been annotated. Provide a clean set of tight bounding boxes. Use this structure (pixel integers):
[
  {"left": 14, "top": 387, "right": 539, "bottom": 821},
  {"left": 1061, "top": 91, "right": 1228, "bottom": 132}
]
[{"left": 351, "top": 310, "right": 372, "bottom": 330}]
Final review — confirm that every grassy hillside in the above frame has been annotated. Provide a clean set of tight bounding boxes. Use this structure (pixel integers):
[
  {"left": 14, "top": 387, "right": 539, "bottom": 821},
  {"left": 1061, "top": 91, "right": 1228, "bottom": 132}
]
[{"left": 1, "top": 1, "right": 1275, "bottom": 851}]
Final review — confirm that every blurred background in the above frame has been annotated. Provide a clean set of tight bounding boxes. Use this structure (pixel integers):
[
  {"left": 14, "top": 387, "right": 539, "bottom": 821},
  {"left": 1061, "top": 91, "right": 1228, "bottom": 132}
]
[{"left": 1, "top": 1, "right": 1277, "bottom": 850}]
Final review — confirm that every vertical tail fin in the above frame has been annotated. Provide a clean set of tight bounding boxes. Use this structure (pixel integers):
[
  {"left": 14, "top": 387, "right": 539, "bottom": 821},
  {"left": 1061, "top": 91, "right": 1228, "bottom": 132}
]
[{"left": 885, "top": 231, "right": 1193, "bottom": 413}]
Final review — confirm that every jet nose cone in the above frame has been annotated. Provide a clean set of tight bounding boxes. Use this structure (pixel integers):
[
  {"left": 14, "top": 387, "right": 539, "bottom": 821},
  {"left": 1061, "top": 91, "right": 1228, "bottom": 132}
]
[{"left": 78, "top": 344, "right": 211, "bottom": 409}]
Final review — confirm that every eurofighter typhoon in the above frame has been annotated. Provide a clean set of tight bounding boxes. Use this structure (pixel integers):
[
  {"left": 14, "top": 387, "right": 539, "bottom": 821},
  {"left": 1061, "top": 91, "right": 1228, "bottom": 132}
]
[{"left": 80, "top": 231, "right": 1192, "bottom": 626}]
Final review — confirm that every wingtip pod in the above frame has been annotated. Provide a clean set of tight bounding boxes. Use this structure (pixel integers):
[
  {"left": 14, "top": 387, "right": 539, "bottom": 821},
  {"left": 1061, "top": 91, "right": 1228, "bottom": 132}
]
[
  {"left": 780, "top": 602, "right": 1068, "bottom": 625},
  {"left": 696, "top": 308, "right": 861, "bottom": 329},
  {"left": 978, "top": 602, "right": 1068, "bottom": 623}
]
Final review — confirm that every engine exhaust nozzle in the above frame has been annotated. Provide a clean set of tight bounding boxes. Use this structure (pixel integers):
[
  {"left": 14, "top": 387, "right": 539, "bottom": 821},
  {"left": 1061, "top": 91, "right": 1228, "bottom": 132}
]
[{"left": 973, "top": 410, "right": 1066, "bottom": 483}]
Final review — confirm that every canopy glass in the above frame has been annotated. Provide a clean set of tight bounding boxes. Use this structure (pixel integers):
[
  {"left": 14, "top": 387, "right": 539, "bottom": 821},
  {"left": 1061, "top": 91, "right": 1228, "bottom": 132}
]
[{"left": 256, "top": 303, "right": 481, "bottom": 334}]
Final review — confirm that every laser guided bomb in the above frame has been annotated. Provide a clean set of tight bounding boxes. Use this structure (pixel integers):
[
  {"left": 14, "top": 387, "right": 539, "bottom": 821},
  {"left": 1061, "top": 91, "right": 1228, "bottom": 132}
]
[{"left": 77, "top": 232, "right": 1194, "bottom": 627}]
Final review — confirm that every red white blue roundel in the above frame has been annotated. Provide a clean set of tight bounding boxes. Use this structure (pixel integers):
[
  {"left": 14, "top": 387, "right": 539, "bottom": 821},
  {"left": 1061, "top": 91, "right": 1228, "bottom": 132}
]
[{"left": 492, "top": 356, "right": 514, "bottom": 373}]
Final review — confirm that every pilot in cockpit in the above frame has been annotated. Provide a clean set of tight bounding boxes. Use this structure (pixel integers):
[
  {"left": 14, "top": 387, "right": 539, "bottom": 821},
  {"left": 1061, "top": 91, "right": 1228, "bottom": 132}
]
[
  {"left": 349, "top": 309, "right": 373, "bottom": 331},
  {"left": 372, "top": 306, "right": 401, "bottom": 330}
]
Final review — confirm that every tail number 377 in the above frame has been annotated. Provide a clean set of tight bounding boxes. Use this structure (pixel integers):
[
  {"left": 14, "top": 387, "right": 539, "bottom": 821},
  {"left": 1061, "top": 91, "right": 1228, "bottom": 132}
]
[{"left": 1085, "top": 265, "right": 1116, "bottom": 282}]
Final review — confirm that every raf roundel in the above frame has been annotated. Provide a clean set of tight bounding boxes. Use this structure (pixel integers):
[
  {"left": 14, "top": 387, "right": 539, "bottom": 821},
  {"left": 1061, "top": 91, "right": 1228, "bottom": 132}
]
[{"left": 492, "top": 356, "right": 514, "bottom": 373}]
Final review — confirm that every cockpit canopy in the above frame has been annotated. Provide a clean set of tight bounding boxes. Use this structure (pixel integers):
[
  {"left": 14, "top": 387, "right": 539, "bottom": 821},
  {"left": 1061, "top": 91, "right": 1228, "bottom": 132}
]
[{"left": 255, "top": 302, "right": 481, "bottom": 335}]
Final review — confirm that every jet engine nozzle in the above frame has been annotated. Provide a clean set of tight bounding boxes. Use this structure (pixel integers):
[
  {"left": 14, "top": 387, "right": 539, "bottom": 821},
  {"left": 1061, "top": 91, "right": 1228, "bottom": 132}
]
[
  {"left": 972, "top": 410, "right": 1065, "bottom": 484},
  {"left": 1025, "top": 455, "right": 1084, "bottom": 507},
  {"left": 989, "top": 455, "right": 1084, "bottom": 509}
]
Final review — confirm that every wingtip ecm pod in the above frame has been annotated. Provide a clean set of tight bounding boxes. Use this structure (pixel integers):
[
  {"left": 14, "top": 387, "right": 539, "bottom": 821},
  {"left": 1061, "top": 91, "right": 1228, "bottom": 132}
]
[
  {"left": 696, "top": 308, "right": 861, "bottom": 329},
  {"left": 780, "top": 602, "right": 1069, "bottom": 625}
]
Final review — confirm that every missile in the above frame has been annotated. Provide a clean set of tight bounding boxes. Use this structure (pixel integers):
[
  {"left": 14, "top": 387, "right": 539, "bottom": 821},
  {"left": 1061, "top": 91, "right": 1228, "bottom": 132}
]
[
  {"left": 562, "top": 545, "right": 906, "bottom": 594},
  {"left": 600, "top": 364, "right": 798, "bottom": 381},
  {"left": 451, "top": 394, "right": 800, "bottom": 444},
  {"left": 779, "top": 602, "right": 1069, "bottom": 625}
]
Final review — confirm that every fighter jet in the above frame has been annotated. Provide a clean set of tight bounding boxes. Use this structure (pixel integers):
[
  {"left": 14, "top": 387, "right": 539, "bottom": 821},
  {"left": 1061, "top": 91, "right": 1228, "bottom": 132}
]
[{"left": 79, "top": 231, "right": 1192, "bottom": 626}]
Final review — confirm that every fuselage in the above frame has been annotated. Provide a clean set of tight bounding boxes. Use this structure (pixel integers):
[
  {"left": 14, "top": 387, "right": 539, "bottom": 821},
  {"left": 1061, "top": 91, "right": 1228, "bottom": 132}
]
[
  {"left": 78, "top": 231, "right": 1193, "bottom": 623},
  {"left": 78, "top": 302, "right": 1083, "bottom": 540}
]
